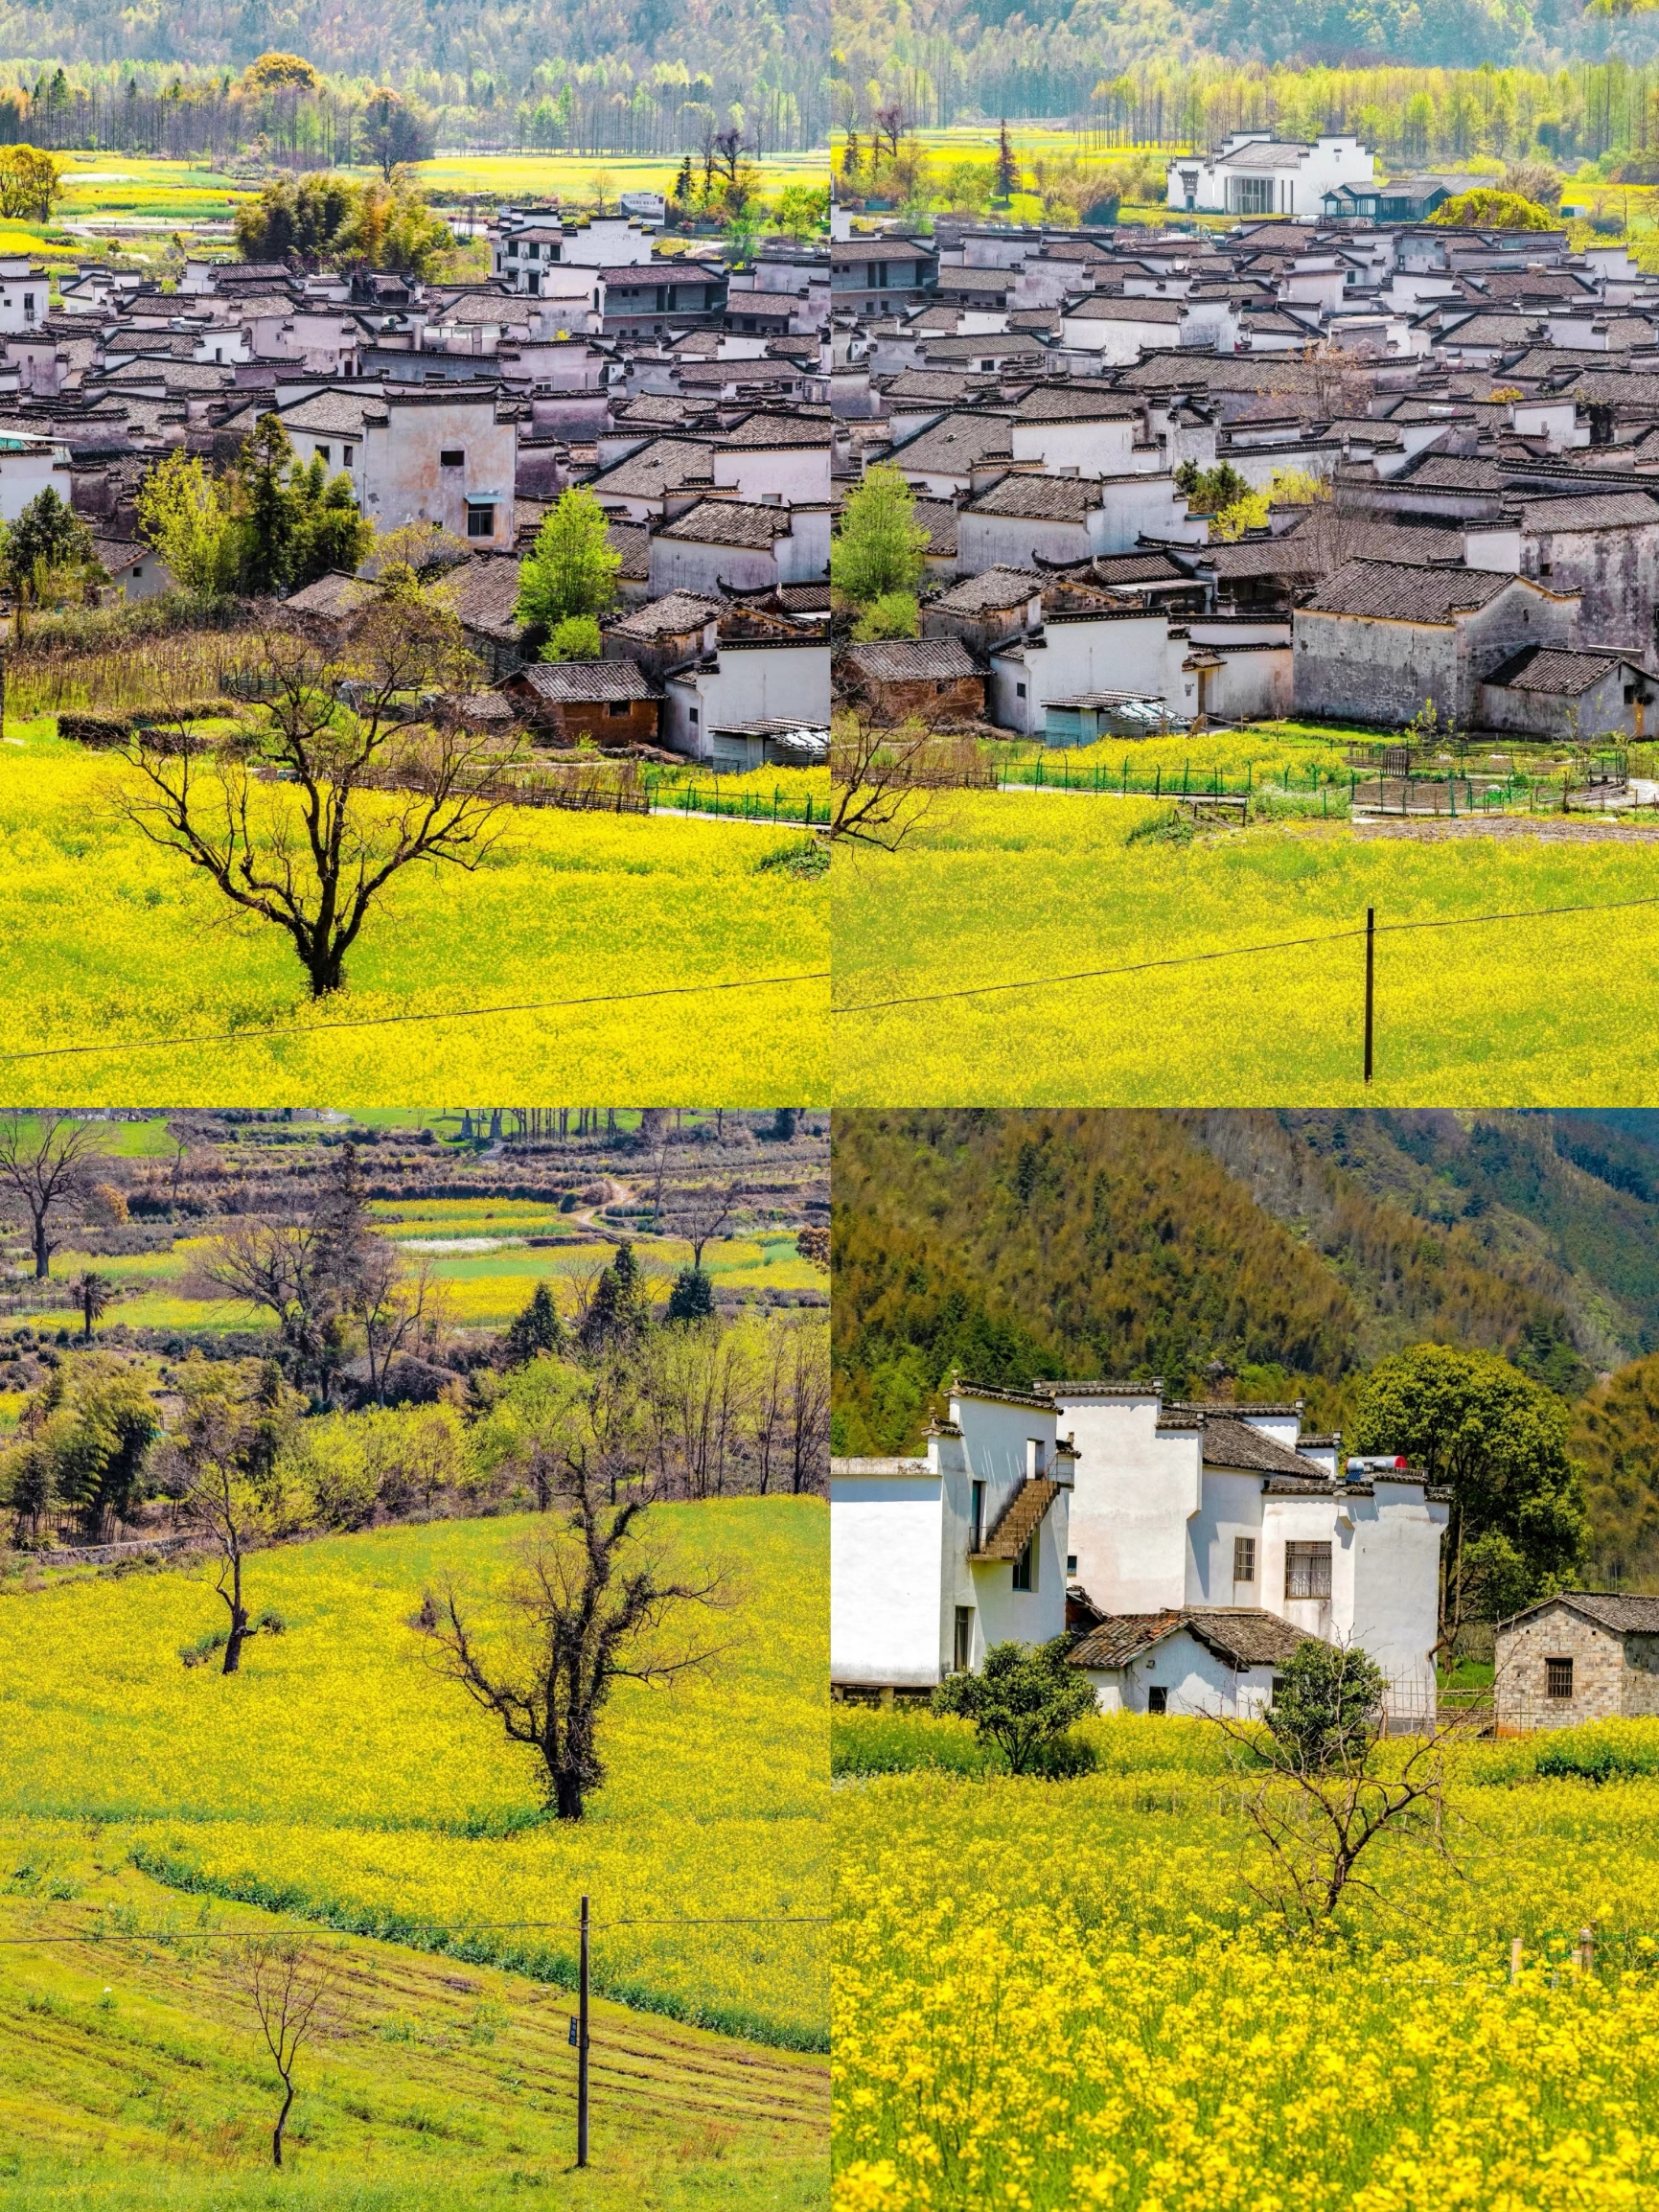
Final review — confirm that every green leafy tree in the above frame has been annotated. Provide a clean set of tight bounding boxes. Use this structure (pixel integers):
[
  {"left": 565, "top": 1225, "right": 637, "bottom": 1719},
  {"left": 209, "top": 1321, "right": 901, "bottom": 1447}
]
[
  {"left": 514, "top": 487, "right": 621, "bottom": 641},
  {"left": 831, "top": 463, "right": 928, "bottom": 606},
  {"left": 71, "top": 1270, "right": 114, "bottom": 1342},
  {"left": 1350, "top": 1344, "right": 1589, "bottom": 1645},
  {"left": 1263, "top": 1639, "right": 1385, "bottom": 1774},
  {"left": 995, "top": 119, "right": 1019, "bottom": 201},
  {"left": 360, "top": 88, "right": 434, "bottom": 178},
  {"left": 851, "top": 589, "right": 919, "bottom": 640},
  {"left": 135, "top": 450, "right": 238, "bottom": 598},
  {"left": 541, "top": 613, "right": 603, "bottom": 662},
  {"left": 665, "top": 1266, "right": 714, "bottom": 1323},
  {"left": 579, "top": 1239, "right": 651, "bottom": 1355},
  {"left": 9, "top": 1358, "right": 160, "bottom": 1539},
  {"left": 1428, "top": 188, "right": 1554, "bottom": 231},
  {"left": 0, "top": 488, "right": 104, "bottom": 628},
  {"left": 503, "top": 1280, "right": 567, "bottom": 1367},
  {"left": 234, "top": 414, "right": 298, "bottom": 595},
  {"left": 286, "top": 453, "right": 375, "bottom": 589},
  {"left": 931, "top": 1636, "right": 1094, "bottom": 1774}
]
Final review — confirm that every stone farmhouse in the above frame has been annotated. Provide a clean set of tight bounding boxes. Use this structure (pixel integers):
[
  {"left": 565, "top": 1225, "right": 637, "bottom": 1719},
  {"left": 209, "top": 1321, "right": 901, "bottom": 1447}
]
[
  {"left": 1493, "top": 1592, "right": 1659, "bottom": 1729},
  {"left": 832, "top": 196, "right": 1659, "bottom": 740},
  {"left": 21, "top": 217, "right": 827, "bottom": 761},
  {"left": 831, "top": 1378, "right": 1447, "bottom": 1720}
]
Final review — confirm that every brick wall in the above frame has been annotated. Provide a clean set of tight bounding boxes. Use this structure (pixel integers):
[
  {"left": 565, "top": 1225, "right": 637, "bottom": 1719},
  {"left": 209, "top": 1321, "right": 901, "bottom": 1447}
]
[{"left": 1494, "top": 1601, "right": 1624, "bottom": 1728}]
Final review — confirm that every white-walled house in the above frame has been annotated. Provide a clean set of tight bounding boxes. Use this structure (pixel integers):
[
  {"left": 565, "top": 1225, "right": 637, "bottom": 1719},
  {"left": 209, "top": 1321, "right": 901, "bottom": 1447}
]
[
  {"left": 1166, "top": 134, "right": 1375, "bottom": 219},
  {"left": 831, "top": 1382, "right": 1075, "bottom": 1693},
  {"left": 1071, "top": 1607, "right": 1317, "bottom": 1717},
  {"left": 661, "top": 635, "right": 831, "bottom": 762},
  {"left": 1045, "top": 1381, "right": 1448, "bottom": 1715},
  {"left": 0, "top": 431, "right": 73, "bottom": 519}
]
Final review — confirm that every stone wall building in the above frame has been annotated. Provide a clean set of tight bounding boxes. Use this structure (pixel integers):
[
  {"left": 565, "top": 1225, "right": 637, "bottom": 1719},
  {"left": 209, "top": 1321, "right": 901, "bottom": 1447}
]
[{"left": 1494, "top": 1592, "right": 1659, "bottom": 1729}]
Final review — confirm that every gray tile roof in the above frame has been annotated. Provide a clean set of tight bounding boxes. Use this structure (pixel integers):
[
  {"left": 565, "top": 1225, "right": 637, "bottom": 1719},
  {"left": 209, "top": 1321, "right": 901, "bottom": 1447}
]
[
  {"left": 657, "top": 498, "right": 795, "bottom": 547},
  {"left": 1070, "top": 1606, "right": 1321, "bottom": 1671},
  {"left": 843, "top": 636, "right": 979, "bottom": 682},
  {"left": 932, "top": 565, "right": 1042, "bottom": 611},
  {"left": 1507, "top": 1592, "right": 1659, "bottom": 1635},
  {"left": 967, "top": 474, "right": 1100, "bottom": 521},
  {"left": 1482, "top": 643, "right": 1635, "bottom": 694},
  {"left": 508, "top": 658, "right": 657, "bottom": 702},
  {"left": 1302, "top": 558, "right": 1519, "bottom": 622}
]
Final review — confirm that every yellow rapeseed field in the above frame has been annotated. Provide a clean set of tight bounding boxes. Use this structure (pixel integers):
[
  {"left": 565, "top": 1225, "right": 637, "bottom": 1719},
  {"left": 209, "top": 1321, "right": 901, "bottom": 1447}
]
[
  {"left": 0, "top": 1500, "right": 827, "bottom": 2050},
  {"left": 833, "top": 1727, "right": 1659, "bottom": 2211},
  {"left": 0, "top": 735, "right": 827, "bottom": 1102},
  {"left": 831, "top": 796, "right": 1659, "bottom": 1104}
]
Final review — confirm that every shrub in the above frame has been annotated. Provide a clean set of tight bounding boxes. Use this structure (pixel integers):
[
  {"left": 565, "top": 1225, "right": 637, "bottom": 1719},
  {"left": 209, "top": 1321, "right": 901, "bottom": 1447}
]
[
  {"left": 1534, "top": 1723, "right": 1659, "bottom": 1784},
  {"left": 179, "top": 1628, "right": 229, "bottom": 1667},
  {"left": 57, "top": 713, "right": 133, "bottom": 747}
]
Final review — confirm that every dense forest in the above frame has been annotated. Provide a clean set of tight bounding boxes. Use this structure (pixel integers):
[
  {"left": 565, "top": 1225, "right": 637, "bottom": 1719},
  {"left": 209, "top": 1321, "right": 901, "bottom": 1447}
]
[
  {"left": 835, "top": 0, "right": 1659, "bottom": 142},
  {"left": 0, "top": 0, "right": 828, "bottom": 153},
  {"left": 830, "top": 1109, "right": 1659, "bottom": 1587}
]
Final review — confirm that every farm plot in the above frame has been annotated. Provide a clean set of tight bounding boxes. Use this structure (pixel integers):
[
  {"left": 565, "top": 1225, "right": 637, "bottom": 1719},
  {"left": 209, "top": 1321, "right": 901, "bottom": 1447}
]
[
  {"left": 0, "top": 733, "right": 828, "bottom": 1103},
  {"left": 833, "top": 1712, "right": 1659, "bottom": 2212},
  {"left": 0, "top": 1501, "right": 828, "bottom": 2053},
  {"left": 830, "top": 795, "right": 1659, "bottom": 1104}
]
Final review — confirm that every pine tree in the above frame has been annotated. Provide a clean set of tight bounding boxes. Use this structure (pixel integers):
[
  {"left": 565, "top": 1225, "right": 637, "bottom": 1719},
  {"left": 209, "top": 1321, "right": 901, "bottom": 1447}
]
[
  {"left": 665, "top": 1266, "right": 713, "bottom": 1324},
  {"left": 504, "top": 1280, "right": 566, "bottom": 1366},
  {"left": 995, "top": 120, "right": 1018, "bottom": 202}
]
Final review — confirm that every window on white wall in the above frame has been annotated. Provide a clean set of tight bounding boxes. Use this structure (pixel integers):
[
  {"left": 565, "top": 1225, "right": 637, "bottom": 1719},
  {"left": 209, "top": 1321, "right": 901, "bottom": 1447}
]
[
  {"left": 1012, "top": 1532, "right": 1036, "bottom": 1592},
  {"left": 1233, "top": 1535, "right": 1256, "bottom": 1585},
  {"left": 953, "top": 1606, "right": 973, "bottom": 1673},
  {"left": 969, "top": 1480, "right": 985, "bottom": 1554},
  {"left": 1284, "top": 1541, "right": 1332, "bottom": 1600},
  {"left": 1147, "top": 1686, "right": 1168, "bottom": 1715}
]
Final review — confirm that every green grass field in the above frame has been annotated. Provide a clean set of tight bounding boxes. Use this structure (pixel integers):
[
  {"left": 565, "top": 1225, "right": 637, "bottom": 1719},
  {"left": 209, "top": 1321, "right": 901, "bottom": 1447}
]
[
  {"left": 0, "top": 1502, "right": 826, "bottom": 2207},
  {"left": 0, "top": 728, "right": 827, "bottom": 1104},
  {"left": 830, "top": 793, "right": 1659, "bottom": 1104}
]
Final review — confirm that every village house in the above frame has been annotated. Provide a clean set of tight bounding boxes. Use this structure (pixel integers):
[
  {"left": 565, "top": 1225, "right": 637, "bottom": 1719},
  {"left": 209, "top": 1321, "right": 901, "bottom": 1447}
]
[
  {"left": 1045, "top": 1381, "right": 1447, "bottom": 1716},
  {"left": 1475, "top": 643, "right": 1659, "bottom": 742},
  {"left": 499, "top": 657, "right": 661, "bottom": 745},
  {"left": 831, "top": 1382, "right": 1076, "bottom": 1694},
  {"left": 647, "top": 498, "right": 830, "bottom": 597},
  {"left": 840, "top": 636, "right": 985, "bottom": 721},
  {"left": 660, "top": 628, "right": 829, "bottom": 762},
  {"left": 1167, "top": 133, "right": 1376, "bottom": 219},
  {"left": 1494, "top": 1593, "right": 1659, "bottom": 1729},
  {"left": 266, "top": 384, "right": 518, "bottom": 549},
  {"left": 831, "top": 1375, "right": 1445, "bottom": 1717},
  {"left": 1293, "top": 559, "right": 1579, "bottom": 726}
]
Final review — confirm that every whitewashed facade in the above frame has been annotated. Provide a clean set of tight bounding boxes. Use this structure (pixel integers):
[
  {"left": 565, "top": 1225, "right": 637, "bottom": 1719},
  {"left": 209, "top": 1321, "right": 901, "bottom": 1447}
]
[
  {"left": 1046, "top": 1381, "right": 1448, "bottom": 1713},
  {"left": 1166, "top": 134, "right": 1376, "bottom": 219},
  {"left": 831, "top": 1382, "right": 1075, "bottom": 1692}
]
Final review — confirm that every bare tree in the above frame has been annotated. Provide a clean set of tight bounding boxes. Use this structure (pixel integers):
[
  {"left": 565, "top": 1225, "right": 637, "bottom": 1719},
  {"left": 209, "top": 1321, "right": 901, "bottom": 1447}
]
[
  {"left": 0, "top": 1114, "right": 109, "bottom": 1279},
  {"left": 426, "top": 1452, "right": 728, "bottom": 1819},
  {"left": 356, "top": 1247, "right": 450, "bottom": 1405},
  {"left": 232, "top": 1937, "right": 339, "bottom": 2168},
  {"left": 783, "top": 1320, "right": 830, "bottom": 1496},
  {"left": 1210, "top": 1642, "right": 1456, "bottom": 1929},
  {"left": 114, "top": 595, "right": 521, "bottom": 997},
  {"left": 675, "top": 1172, "right": 743, "bottom": 1270},
  {"left": 166, "top": 1366, "right": 292, "bottom": 1673},
  {"left": 195, "top": 1218, "right": 332, "bottom": 1384},
  {"left": 829, "top": 718, "right": 941, "bottom": 851}
]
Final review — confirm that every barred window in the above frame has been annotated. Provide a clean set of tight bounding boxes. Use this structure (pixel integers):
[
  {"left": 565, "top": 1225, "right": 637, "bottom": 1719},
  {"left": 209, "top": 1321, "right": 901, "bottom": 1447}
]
[
  {"left": 1233, "top": 1535, "right": 1256, "bottom": 1584},
  {"left": 1546, "top": 1656, "right": 1574, "bottom": 1700},
  {"left": 1284, "top": 1541, "right": 1331, "bottom": 1601}
]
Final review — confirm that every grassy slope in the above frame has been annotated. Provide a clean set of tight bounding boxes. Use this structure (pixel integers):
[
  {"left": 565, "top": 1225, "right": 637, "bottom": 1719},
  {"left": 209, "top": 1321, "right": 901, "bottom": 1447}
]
[
  {"left": 0, "top": 1827, "right": 826, "bottom": 2211},
  {"left": 0, "top": 1501, "right": 827, "bottom": 2051},
  {"left": 831, "top": 798, "right": 1659, "bottom": 1104},
  {"left": 0, "top": 735, "right": 827, "bottom": 1103}
]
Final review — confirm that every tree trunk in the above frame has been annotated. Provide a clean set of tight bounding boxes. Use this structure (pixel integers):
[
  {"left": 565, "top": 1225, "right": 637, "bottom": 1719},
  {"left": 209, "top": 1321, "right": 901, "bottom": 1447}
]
[
  {"left": 307, "top": 943, "right": 347, "bottom": 997},
  {"left": 553, "top": 1767, "right": 586, "bottom": 1820},
  {"left": 273, "top": 2077, "right": 294, "bottom": 2168},
  {"left": 222, "top": 1604, "right": 250, "bottom": 1673},
  {"left": 33, "top": 1218, "right": 49, "bottom": 1279}
]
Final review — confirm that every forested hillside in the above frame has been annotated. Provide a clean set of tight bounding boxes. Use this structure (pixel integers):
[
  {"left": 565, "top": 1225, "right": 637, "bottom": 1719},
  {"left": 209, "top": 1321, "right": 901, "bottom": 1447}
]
[{"left": 831, "top": 1109, "right": 1659, "bottom": 1582}]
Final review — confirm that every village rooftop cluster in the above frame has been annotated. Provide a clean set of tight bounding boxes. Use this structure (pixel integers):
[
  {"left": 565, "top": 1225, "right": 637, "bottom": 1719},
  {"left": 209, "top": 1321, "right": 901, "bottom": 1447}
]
[
  {"left": 831, "top": 135, "right": 1659, "bottom": 747},
  {"left": 0, "top": 203, "right": 831, "bottom": 767}
]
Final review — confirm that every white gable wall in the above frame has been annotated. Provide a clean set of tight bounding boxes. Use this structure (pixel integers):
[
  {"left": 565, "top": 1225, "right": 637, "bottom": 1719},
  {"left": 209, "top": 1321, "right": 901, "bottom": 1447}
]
[
  {"left": 830, "top": 1463, "right": 946, "bottom": 1688},
  {"left": 1049, "top": 1389, "right": 1196, "bottom": 1612},
  {"left": 1084, "top": 1628, "right": 1279, "bottom": 1717}
]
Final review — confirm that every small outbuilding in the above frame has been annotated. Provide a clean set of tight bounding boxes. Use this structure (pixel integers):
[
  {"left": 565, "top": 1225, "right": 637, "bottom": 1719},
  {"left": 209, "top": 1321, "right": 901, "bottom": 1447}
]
[
  {"left": 1494, "top": 1591, "right": 1659, "bottom": 1730},
  {"left": 500, "top": 657, "right": 661, "bottom": 745},
  {"left": 839, "top": 636, "right": 984, "bottom": 721},
  {"left": 1068, "top": 1605, "right": 1321, "bottom": 1717}
]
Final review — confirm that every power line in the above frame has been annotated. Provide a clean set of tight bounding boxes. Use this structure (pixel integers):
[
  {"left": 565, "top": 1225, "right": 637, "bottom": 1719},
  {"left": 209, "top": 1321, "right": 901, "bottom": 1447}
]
[
  {"left": 0, "top": 1913, "right": 829, "bottom": 1945},
  {"left": 832, "top": 889, "right": 1659, "bottom": 1016},
  {"left": 0, "top": 972, "right": 832, "bottom": 1066}
]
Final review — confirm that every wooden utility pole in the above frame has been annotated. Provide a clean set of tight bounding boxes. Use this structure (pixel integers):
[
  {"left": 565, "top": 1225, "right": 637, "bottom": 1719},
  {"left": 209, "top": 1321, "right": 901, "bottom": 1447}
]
[
  {"left": 577, "top": 1893, "right": 590, "bottom": 2167},
  {"left": 1363, "top": 906, "right": 1375, "bottom": 1085}
]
